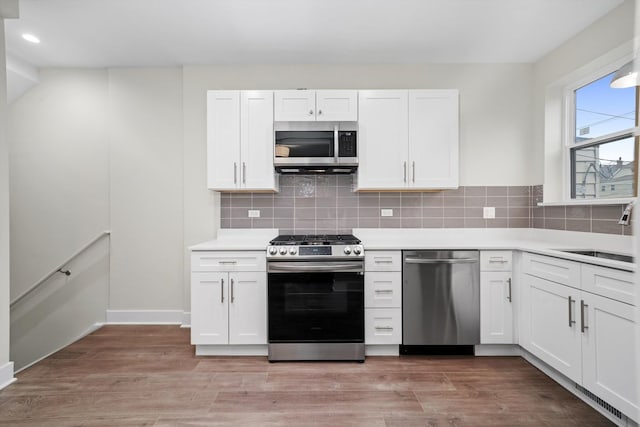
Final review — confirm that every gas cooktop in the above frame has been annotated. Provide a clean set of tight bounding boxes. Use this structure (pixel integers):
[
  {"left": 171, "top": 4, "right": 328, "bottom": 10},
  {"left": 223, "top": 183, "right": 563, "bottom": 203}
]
[
  {"left": 269, "top": 234, "right": 361, "bottom": 246},
  {"left": 267, "top": 234, "right": 363, "bottom": 259}
]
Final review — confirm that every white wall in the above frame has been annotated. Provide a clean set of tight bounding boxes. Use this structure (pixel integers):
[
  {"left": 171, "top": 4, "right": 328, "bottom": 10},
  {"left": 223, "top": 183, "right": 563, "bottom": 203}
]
[
  {"left": 0, "top": 15, "right": 11, "bottom": 378},
  {"left": 108, "top": 68, "right": 184, "bottom": 311},
  {"left": 532, "top": 0, "right": 636, "bottom": 200}
]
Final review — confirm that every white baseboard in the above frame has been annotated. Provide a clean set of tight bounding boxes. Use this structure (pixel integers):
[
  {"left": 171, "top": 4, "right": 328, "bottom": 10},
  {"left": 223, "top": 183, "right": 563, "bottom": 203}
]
[
  {"left": 0, "top": 362, "right": 16, "bottom": 390},
  {"left": 365, "top": 345, "right": 399, "bottom": 356},
  {"left": 195, "top": 344, "right": 267, "bottom": 356},
  {"left": 106, "top": 310, "right": 183, "bottom": 325},
  {"left": 181, "top": 311, "right": 191, "bottom": 328}
]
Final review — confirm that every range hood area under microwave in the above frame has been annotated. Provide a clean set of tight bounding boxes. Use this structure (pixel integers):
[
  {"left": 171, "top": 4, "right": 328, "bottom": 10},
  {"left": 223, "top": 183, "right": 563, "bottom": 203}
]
[{"left": 274, "top": 127, "right": 357, "bottom": 174}]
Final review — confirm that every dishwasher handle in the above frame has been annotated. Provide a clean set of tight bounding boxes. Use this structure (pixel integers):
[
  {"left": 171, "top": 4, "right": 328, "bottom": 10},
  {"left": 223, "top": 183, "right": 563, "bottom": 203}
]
[{"left": 404, "top": 258, "right": 478, "bottom": 264}]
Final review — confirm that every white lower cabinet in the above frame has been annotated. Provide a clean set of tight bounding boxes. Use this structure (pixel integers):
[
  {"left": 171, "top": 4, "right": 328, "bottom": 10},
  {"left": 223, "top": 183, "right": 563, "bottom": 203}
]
[
  {"left": 191, "top": 251, "right": 267, "bottom": 347},
  {"left": 365, "top": 308, "right": 402, "bottom": 344},
  {"left": 480, "top": 251, "right": 513, "bottom": 344},
  {"left": 521, "top": 253, "right": 638, "bottom": 422},
  {"left": 364, "top": 251, "right": 402, "bottom": 347}
]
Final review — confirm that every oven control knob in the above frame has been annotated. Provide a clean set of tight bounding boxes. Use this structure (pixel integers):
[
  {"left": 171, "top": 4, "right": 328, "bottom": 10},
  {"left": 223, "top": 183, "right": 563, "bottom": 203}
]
[
  {"left": 289, "top": 247, "right": 297, "bottom": 255},
  {"left": 353, "top": 246, "right": 362, "bottom": 255},
  {"left": 344, "top": 246, "right": 352, "bottom": 255},
  {"left": 279, "top": 247, "right": 288, "bottom": 255},
  {"left": 268, "top": 247, "right": 277, "bottom": 255}
]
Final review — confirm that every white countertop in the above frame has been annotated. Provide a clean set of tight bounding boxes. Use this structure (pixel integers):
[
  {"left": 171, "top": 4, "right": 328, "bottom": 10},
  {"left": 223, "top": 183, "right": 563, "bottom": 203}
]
[
  {"left": 189, "top": 228, "right": 278, "bottom": 251},
  {"left": 190, "top": 227, "right": 635, "bottom": 271},
  {"left": 353, "top": 228, "right": 635, "bottom": 271}
]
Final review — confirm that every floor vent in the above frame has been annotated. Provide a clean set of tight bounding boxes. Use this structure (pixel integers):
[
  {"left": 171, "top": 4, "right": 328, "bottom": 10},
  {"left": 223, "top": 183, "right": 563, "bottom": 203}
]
[{"left": 575, "top": 384, "right": 622, "bottom": 419}]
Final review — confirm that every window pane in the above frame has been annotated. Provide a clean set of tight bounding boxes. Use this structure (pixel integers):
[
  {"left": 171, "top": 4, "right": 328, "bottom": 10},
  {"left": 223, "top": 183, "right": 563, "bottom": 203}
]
[
  {"left": 575, "top": 73, "right": 636, "bottom": 142},
  {"left": 573, "top": 137, "right": 635, "bottom": 199}
]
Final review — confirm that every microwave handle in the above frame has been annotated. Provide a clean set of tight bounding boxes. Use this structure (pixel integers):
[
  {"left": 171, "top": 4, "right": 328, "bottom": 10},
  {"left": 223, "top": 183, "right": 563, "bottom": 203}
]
[{"left": 334, "top": 126, "right": 339, "bottom": 161}]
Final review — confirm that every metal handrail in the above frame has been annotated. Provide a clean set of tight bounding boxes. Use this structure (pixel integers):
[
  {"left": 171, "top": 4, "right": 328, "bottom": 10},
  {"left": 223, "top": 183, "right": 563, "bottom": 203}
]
[{"left": 10, "top": 230, "right": 111, "bottom": 307}]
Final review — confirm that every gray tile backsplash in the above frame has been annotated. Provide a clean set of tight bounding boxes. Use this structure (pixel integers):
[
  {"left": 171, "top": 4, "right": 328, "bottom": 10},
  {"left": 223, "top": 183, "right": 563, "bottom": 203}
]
[{"left": 220, "top": 179, "right": 632, "bottom": 235}]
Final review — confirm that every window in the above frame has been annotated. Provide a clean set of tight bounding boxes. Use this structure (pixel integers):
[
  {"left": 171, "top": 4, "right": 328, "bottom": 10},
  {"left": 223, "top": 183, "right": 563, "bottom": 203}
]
[{"left": 570, "top": 71, "right": 637, "bottom": 199}]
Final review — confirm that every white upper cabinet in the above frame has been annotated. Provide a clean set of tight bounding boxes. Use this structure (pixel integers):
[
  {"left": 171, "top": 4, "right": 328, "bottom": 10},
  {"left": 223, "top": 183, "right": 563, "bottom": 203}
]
[
  {"left": 357, "top": 89, "right": 459, "bottom": 190},
  {"left": 207, "top": 90, "right": 277, "bottom": 191},
  {"left": 409, "top": 90, "right": 459, "bottom": 188},
  {"left": 274, "top": 90, "right": 357, "bottom": 121},
  {"left": 357, "top": 90, "right": 409, "bottom": 189}
]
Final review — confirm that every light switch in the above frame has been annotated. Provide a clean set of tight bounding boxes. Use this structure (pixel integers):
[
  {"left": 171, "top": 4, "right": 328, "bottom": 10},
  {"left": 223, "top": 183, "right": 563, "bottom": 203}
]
[
  {"left": 381, "top": 209, "right": 394, "bottom": 217},
  {"left": 248, "top": 209, "right": 260, "bottom": 218},
  {"left": 483, "top": 207, "right": 495, "bottom": 219}
]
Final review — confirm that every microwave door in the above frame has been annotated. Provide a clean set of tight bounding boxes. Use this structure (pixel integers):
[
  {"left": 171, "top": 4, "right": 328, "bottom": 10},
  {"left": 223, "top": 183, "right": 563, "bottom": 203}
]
[{"left": 274, "top": 131, "right": 337, "bottom": 166}]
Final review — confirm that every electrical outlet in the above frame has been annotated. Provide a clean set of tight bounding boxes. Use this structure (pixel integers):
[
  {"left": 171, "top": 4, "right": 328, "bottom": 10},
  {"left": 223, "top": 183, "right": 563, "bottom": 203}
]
[
  {"left": 248, "top": 209, "right": 260, "bottom": 218},
  {"left": 381, "top": 209, "right": 394, "bottom": 217},
  {"left": 483, "top": 207, "right": 495, "bottom": 219}
]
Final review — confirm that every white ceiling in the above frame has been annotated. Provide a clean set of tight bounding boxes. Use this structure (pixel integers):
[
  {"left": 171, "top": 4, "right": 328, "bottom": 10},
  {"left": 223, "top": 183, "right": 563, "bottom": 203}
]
[{"left": 3, "top": 0, "right": 627, "bottom": 68}]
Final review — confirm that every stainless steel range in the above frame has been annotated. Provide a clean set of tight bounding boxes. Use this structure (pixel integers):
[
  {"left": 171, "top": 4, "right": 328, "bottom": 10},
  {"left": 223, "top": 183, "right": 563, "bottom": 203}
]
[{"left": 266, "top": 234, "right": 365, "bottom": 362}]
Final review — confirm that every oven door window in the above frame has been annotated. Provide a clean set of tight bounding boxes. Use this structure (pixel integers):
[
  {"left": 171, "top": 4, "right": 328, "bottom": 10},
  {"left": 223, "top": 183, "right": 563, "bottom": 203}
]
[
  {"left": 268, "top": 272, "right": 364, "bottom": 342},
  {"left": 274, "top": 131, "right": 334, "bottom": 158}
]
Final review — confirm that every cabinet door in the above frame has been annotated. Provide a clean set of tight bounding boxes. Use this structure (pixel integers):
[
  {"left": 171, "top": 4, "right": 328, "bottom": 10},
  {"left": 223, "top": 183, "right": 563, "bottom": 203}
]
[
  {"left": 581, "top": 293, "right": 638, "bottom": 421},
  {"left": 274, "top": 90, "right": 316, "bottom": 121},
  {"left": 522, "top": 275, "right": 582, "bottom": 383},
  {"left": 191, "top": 272, "right": 229, "bottom": 345},
  {"left": 240, "top": 91, "right": 276, "bottom": 190},
  {"left": 480, "top": 272, "right": 513, "bottom": 344},
  {"left": 316, "top": 90, "right": 358, "bottom": 121},
  {"left": 409, "top": 90, "right": 459, "bottom": 188},
  {"left": 357, "top": 90, "right": 409, "bottom": 189},
  {"left": 228, "top": 271, "right": 267, "bottom": 345},
  {"left": 365, "top": 308, "right": 402, "bottom": 344},
  {"left": 207, "top": 91, "right": 241, "bottom": 190},
  {"left": 365, "top": 271, "right": 401, "bottom": 308}
]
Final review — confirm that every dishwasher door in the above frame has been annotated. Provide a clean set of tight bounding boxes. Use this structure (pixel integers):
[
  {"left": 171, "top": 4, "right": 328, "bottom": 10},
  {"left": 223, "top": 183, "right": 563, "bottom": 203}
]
[{"left": 402, "top": 250, "right": 480, "bottom": 345}]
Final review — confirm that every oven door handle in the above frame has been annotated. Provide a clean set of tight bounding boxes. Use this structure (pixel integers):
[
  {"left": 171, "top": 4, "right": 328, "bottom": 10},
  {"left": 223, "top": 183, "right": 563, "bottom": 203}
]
[{"left": 268, "top": 262, "right": 363, "bottom": 273}]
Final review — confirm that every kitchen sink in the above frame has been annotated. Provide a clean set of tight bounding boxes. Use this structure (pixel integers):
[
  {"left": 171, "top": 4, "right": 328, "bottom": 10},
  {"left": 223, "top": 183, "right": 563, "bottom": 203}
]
[{"left": 559, "top": 250, "right": 634, "bottom": 264}]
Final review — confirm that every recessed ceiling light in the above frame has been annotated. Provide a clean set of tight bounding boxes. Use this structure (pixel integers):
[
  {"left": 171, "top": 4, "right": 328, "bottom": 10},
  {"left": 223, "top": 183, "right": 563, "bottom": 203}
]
[{"left": 22, "top": 34, "right": 40, "bottom": 44}]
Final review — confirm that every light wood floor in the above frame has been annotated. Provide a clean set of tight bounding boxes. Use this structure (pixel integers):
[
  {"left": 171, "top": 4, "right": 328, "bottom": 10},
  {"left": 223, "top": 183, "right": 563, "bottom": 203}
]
[{"left": 0, "top": 326, "right": 613, "bottom": 426}]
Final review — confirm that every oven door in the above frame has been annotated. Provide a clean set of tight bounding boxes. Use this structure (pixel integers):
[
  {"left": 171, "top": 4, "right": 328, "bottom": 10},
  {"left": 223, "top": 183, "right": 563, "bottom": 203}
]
[{"left": 267, "top": 260, "right": 364, "bottom": 343}]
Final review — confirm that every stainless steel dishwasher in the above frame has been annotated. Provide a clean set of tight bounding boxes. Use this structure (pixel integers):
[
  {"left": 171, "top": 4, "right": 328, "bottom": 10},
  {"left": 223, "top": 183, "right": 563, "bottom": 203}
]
[{"left": 402, "top": 250, "right": 480, "bottom": 353}]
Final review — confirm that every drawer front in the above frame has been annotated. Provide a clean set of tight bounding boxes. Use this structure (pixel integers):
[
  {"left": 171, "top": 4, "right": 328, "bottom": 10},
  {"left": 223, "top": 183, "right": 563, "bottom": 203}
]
[
  {"left": 191, "top": 251, "right": 266, "bottom": 272},
  {"left": 365, "top": 308, "right": 402, "bottom": 344},
  {"left": 365, "top": 251, "right": 402, "bottom": 271},
  {"left": 365, "top": 272, "right": 401, "bottom": 308},
  {"left": 582, "top": 264, "right": 635, "bottom": 305},
  {"left": 480, "top": 251, "right": 513, "bottom": 271},
  {"left": 523, "top": 253, "right": 580, "bottom": 287}
]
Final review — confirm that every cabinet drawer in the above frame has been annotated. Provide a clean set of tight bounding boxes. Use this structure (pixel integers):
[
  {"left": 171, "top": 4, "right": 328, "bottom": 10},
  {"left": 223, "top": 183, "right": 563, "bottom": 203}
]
[
  {"left": 191, "top": 251, "right": 266, "bottom": 272},
  {"left": 480, "top": 251, "right": 512, "bottom": 271},
  {"left": 582, "top": 264, "right": 635, "bottom": 305},
  {"left": 365, "top": 272, "right": 401, "bottom": 308},
  {"left": 523, "top": 253, "right": 580, "bottom": 287},
  {"left": 365, "top": 251, "right": 402, "bottom": 271},
  {"left": 365, "top": 308, "right": 402, "bottom": 345}
]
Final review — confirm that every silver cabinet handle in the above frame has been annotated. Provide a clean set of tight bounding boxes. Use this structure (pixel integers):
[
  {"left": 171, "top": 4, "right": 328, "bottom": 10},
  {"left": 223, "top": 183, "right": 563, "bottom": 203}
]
[
  {"left": 233, "top": 163, "right": 237, "bottom": 184},
  {"left": 489, "top": 257, "right": 508, "bottom": 263},
  {"left": 375, "top": 326, "right": 394, "bottom": 331},
  {"left": 242, "top": 162, "right": 246, "bottom": 184},
  {"left": 218, "top": 260, "right": 238, "bottom": 265},
  {"left": 318, "top": 109, "right": 322, "bottom": 115},
  {"left": 403, "top": 161, "right": 407, "bottom": 182},
  {"left": 374, "top": 289, "right": 393, "bottom": 294},
  {"left": 580, "top": 300, "right": 588, "bottom": 333},
  {"left": 507, "top": 278, "right": 512, "bottom": 302},
  {"left": 309, "top": 110, "right": 314, "bottom": 115},
  {"left": 221, "top": 278, "right": 224, "bottom": 303},
  {"left": 412, "top": 161, "right": 415, "bottom": 183},
  {"left": 374, "top": 259, "right": 393, "bottom": 264},
  {"left": 404, "top": 258, "right": 477, "bottom": 264},
  {"left": 568, "top": 296, "right": 575, "bottom": 326},
  {"left": 231, "top": 278, "right": 235, "bottom": 303}
]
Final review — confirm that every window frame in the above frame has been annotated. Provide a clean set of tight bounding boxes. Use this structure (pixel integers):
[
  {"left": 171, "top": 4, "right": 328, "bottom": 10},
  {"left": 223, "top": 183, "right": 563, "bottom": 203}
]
[{"left": 562, "top": 59, "right": 639, "bottom": 202}]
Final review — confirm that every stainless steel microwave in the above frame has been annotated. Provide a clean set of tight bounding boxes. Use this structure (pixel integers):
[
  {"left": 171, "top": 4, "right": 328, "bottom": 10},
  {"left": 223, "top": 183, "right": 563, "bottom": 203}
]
[{"left": 274, "top": 129, "right": 357, "bottom": 174}]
